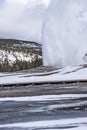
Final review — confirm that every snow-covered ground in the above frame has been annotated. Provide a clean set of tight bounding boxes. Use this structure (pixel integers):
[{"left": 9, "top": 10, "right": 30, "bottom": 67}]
[
  {"left": 0, "top": 118, "right": 87, "bottom": 130},
  {"left": 0, "top": 94, "right": 87, "bottom": 102},
  {"left": 0, "top": 65, "right": 87, "bottom": 130},
  {"left": 0, "top": 65, "right": 87, "bottom": 85},
  {"left": 0, "top": 94, "right": 87, "bottom": 130}
]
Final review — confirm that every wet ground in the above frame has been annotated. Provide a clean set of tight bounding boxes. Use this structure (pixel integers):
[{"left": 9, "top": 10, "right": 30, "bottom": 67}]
[
  {"left": 0, "top": 66, "right": 87, "bottom": 129},
  {"left": 0, "top": 93, "right": 87, "bottom": 130}
]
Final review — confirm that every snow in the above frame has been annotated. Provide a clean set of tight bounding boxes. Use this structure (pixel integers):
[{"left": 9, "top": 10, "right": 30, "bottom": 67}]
[
  {"left": 45, "top": 127, "right": 87, "bottom": 130},
  {"left": 0, "top": 117, "right": 87, "bottom": 129},
  {"left": 0, "top": 92, "right": 87, "bottom": 129},
  {"left": 0, "top": 94, "right": 87, "bottom": 114},
  {"left": 0, "top": 94, "right": 87, "bottom": 129},
  {"left": 0, "top": 49, "right": 40, "bottom": 65},
  {"left": 48, "top": 100, "right": 87, "bottom": 110},
  {"left": 0, "top": 65, "right": 87, "bottom": 85},
  {"left": 0, "top": 94, "right": 87, "bottom": 102}
]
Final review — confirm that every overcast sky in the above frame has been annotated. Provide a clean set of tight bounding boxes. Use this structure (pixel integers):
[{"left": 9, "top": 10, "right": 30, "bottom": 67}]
[{"left": 0, "top": 0, "right": 50, "bottom": 43}]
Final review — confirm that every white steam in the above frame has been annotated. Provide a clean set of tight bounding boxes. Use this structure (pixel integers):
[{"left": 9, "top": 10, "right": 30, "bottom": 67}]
[{"left": 42, "top": 0, "right": 87, "bottom": 67}]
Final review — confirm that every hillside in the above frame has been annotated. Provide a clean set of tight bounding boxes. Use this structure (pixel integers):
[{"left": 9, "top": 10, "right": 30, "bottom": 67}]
[{"left": 0, "top": 39, "right": 42, "bottom": 72}]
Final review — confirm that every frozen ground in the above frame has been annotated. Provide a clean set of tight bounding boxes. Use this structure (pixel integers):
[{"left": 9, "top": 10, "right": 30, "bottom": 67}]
[
  {"left": 0, "top": 65, "right": 87, "bottom": 130},
  {"left": 0, "top": 65, "right": 87, "bottom": 85},
  {"left": 0, "top": 94, "right": 87, "bottom": 130},
  {"left": 0, "top": 65, "right": 87, "bottom": 97}
]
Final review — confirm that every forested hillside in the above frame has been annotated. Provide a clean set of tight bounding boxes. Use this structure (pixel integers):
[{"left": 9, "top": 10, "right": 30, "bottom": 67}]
[{"left": 0, "top": 39, "right": 42, "bottom": 72}]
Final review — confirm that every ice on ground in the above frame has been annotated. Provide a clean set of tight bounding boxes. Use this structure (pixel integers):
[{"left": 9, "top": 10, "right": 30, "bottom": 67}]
[
  {"left": 0, "top": 117, "right": 87, "bottom": 129},
  {"left": 0, "top": 94, "right": 87, "bottom": 102}
]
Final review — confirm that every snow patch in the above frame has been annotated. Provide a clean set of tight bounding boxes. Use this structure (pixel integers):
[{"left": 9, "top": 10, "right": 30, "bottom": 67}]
[{"left": 0, "top": 117, "right": 87, "bottom": 129}]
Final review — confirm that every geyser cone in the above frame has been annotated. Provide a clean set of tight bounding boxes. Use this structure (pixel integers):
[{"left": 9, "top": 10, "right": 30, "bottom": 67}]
[{"left": 42, "top": 0, "right": 87, "bottom": 67}]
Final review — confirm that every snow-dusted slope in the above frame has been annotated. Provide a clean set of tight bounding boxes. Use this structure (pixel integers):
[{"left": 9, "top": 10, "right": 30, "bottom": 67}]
[
  {"left": 0, "top": 39, "right": 41, "bottom": 51},
  {"left": 0, "top": 65, "right": 87, "bottom": 85},
  {"left": 0, "top": 39, "right": 42, "bottom": 71}
]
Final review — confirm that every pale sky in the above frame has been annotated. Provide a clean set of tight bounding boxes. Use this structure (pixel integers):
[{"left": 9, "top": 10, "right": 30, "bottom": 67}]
[{"left": 0, "top": 0, "right": 50, "bottom": 42}]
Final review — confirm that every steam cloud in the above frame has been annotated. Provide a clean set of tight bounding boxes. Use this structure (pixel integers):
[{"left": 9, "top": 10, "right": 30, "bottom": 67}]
[{"left": 42, "top": 0, "right": 87, "bottom": 67}]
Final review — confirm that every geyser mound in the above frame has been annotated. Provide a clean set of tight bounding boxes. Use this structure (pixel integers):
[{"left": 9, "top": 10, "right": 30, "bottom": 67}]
[{"left": 42, "top": 0, "right": 87, "bottom": 67}]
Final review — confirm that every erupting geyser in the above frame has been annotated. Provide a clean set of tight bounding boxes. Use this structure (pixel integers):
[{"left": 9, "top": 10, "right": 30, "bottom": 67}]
[{"left": 42, "top": 0, "right": 87, "bottom": 67}]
